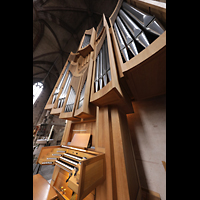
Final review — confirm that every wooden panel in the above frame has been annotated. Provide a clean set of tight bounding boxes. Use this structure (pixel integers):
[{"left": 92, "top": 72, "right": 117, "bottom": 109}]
[
  {"left": 95, "top": 106, "right": 116, "bottom": 200},
  {"left": 51, "top": 165, "right": 60, "bottom": 186},
  {"left": 109, "top": 0, "right": 123, "bottom": 26},
  {"left": 110, "top": 106, "right": 141, "bottom": 200},
  {"left": 83, "top": 193, "right": 95, "bottom": 200},
  {"left": 61, "top": 120, "right": 96, "bottom": 148},
  {"left": 33, "top": 174, "right": 57, "bottom": 200},
  {"left": 37, "top": 146, "right": 62, "bottom": 165},
  {"left": 77, "top": 154, "right": 106, "bottom": 200},
  {"left": 67, "top": 149, "right": 96, "bottom": 160},
  {"left": 70, "top": 133, "right": 91, "bottom": 149},
  {"left": 125, "top": 44, "right": 166, "bottom": 100},
  {"left": 53, "top": 168, "right": 73, "bottom": 199},
  {"left": 83, "top": 159, "right": 104, "bottom": 190},
  {"left": 61, "top": 120, "right": 72, "bottom": 146}
]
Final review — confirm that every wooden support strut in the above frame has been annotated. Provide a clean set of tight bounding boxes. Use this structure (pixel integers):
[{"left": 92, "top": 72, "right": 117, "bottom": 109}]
[{"left": 95, "top": 105, "right": 142, "bottom": 200}]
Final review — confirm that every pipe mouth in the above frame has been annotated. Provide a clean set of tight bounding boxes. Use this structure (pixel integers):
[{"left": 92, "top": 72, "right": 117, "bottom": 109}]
[
  {"left": 128, "top": 41, "right": 138, "bottom": 56},
  {"left": 146, "top": 19, "right": 165, "bottom": 36},
  {"left": 136, "top": 32, "right": 150, "bottom": 48},
  {"left": 121, "top": 48, "right": 129, "bottom": 62}
]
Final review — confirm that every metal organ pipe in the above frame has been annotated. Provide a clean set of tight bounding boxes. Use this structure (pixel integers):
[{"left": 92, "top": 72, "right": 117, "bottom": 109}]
[
  {"left": 116, "top": 16, "right": 138, "bottom": 56},
  {"left": 104, "top": 38, "right": 111, "bottom": 82},
  {"left": 122, "top": 2, "right": 165, "bottom": 36},
  {"left": 102, "top": 40, "right": 107, "bottom": 86},
  {"left": 82, "top": 34, "right": 91, "bottom": 48},
  {"left": 113, "top": 22, "right": 129, "bottom": 62},
  {"left": 119, "top": 9, "right": 149, "bottom": 48},
  {"left": 57, "top": 72, "right": 72, "bottom": 108},
  {"left": 95, "top": 55, "right": 100, "bottom": 92},
  {"left": 65, "top": 87, "right": 76, "bottom": 112},
  {"left": 99, "top": 49, "right": 103, "bottom": 90},
  {"left": 97, "top": 21, "right": 103, "bottom": 38},
  {"left": 112, "top": 2, "right": 165, "bottom": 64},
  {"left": 94, "top": 36, "right": 111, "bottom": 93},
  {"left": 52, "top": 61, "right": 70, "bottom": 104},
  {"left": 78, "top": 79, "right": 87, "bottom": 109}
]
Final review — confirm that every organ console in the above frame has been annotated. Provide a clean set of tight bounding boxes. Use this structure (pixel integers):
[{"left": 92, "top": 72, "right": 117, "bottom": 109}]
[
  {"left": 34, "top": 1, "right": 166, "bottom": 200},
  {"left": 37, "top": 134, "right": 105, "bottom": 200}
]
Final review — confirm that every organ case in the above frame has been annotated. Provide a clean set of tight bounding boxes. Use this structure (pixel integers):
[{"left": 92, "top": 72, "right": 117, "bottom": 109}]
[
  {"left": 90, "top": 14, "right": 123, "bottom": 107},
  {"left": 109, "top": 0, "right": 166, "bottom": 100},
  {"left": 90, "top": 14, "right": 133, "bottom": 114},
  {"left": 58, "top": 61, "right": 82, "bottom": 120},
  {"left": 44, "top": 52, "right": 77, "bottom": 110},
  {"left": 78, "top": 27, "right": 95, "bottom": 58},
  {"left": 74, "top": 52, "right": 96, "bottom": 119}
]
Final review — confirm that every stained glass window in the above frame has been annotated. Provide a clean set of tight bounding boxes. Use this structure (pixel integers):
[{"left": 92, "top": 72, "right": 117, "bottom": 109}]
[{"left": 33, "top": 82, "right": 43, "bottom": 104}]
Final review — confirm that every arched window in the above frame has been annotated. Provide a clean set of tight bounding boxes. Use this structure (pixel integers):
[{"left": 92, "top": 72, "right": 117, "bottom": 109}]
[{"left": 33, "top": 82, "right": 43, "bottom": 104}]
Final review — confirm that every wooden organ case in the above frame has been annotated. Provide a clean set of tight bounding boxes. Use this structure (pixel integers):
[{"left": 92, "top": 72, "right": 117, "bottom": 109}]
[{"left": 34, "top": 1, "right": 166, "bottom": 200}]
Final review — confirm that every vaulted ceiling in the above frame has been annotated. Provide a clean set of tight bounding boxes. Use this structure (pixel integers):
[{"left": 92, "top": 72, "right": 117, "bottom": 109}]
[{"left": 33, "top": 0, "right": 118, "bottom": 90}]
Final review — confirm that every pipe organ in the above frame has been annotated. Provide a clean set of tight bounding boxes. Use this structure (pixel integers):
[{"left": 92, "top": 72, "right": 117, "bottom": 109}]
[{"left": 34, "top": 1, "right": 166, "bottom": 200}]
